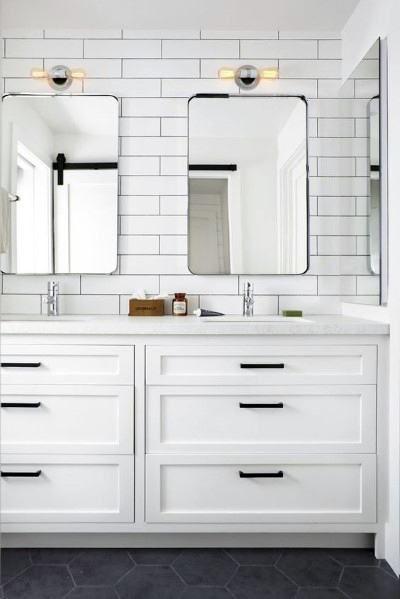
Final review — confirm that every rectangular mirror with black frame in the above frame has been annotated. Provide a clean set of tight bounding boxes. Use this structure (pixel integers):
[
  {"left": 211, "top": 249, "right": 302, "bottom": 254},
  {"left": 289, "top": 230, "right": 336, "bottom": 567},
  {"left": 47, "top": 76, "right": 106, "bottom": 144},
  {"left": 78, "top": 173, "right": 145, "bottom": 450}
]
[
  {"left": 188, "top": 94, "right": 309, "bottom": 275},
  {"left": 0, "top": 94, "right": 119, "bottom": 274}
]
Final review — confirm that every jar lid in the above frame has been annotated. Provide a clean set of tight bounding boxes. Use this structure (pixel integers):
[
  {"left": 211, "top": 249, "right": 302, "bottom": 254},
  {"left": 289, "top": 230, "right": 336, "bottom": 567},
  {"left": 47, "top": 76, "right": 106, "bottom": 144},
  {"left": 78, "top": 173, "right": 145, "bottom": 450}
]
[{"left": 174, "top": 292, "right": 186, "bottom": 299}]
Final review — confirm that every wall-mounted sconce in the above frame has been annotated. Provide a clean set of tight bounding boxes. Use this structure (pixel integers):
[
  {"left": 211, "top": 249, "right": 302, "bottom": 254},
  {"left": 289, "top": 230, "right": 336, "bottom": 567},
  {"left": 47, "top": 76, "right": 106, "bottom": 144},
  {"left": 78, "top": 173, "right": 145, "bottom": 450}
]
[
  {"left": 218, "top": 64, "right": 279, "bottom": 90},
  {"left": 31, "top": 65, "right": 86, "bottom": 91}
]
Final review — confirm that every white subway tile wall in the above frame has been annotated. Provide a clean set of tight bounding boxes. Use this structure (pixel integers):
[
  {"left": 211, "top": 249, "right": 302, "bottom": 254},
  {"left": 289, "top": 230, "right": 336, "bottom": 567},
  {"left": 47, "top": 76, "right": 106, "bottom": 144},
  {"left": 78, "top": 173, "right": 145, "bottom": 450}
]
[{"left": 0, "top": 29, "right": 379, "bottom": 314}]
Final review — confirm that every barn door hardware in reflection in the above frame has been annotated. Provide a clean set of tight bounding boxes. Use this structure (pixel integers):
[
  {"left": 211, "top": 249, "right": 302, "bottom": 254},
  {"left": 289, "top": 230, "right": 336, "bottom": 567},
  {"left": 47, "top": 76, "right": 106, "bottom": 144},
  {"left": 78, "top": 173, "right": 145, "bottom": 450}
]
[{"left": 53, "top": 153, "right": 118, "bottom": 186}]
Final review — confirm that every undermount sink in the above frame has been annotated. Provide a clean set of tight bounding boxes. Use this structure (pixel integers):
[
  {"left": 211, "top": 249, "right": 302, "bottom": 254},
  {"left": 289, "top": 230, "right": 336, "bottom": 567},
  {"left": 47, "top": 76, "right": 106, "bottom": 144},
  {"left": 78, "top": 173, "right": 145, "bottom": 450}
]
[{"left": 199, "top": 315, "right": 311, "bottom": 323}]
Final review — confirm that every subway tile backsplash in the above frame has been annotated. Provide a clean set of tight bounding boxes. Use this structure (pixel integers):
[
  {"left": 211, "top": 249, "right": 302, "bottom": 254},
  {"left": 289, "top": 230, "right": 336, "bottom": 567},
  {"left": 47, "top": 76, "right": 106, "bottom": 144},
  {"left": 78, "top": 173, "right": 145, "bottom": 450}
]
[{"left": 0, "top": 28, "right": 379, "bottom": 314}]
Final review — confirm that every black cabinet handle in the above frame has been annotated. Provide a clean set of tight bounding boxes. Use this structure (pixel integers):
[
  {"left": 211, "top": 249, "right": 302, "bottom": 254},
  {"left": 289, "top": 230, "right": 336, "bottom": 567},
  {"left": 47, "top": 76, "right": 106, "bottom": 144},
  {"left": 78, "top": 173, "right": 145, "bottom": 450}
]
[
  {"left": 239, "top": 470, "right": 284, "bottom": 479},
  {"left": 240, "top": 363, "right": 284, "bottom": 369},
  {"left": 1, "top": 362, "right": 42, "bottom": 368},
  {"left": 1, "top": 470, "right": 42, "bottom": 478},
  {"left": 1, "top": 402, "right": 41, "bottom": 408},
  {"left": 239, "top": 402, "right": 284, "bottom": 409}
]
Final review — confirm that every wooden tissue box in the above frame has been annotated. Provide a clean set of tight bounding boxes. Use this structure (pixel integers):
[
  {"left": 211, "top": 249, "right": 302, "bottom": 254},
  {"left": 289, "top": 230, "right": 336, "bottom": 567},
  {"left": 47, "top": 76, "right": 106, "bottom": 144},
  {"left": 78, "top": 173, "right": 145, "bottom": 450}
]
[{"left": 129, "top": 299, "right": 164, "bottom": 317}]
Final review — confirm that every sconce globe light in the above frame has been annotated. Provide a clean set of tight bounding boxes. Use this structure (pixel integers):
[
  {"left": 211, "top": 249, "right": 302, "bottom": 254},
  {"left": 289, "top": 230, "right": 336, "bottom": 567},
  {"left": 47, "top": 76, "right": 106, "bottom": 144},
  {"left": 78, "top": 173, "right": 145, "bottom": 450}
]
[
  {"left": 235, "top": 64, "right": 260, "bottom": 90},
  {"left": 31, "top": 64, "right": 86, "bottom": 90},
  {"left": 218, "top": 64, "right": 279, "bottom": 89}
]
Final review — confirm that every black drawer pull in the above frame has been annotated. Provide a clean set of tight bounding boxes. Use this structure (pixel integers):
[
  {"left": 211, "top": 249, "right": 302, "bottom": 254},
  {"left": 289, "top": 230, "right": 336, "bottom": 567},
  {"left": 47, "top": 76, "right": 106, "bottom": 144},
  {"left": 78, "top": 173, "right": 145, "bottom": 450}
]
[
  {"left": 1, "top": 402, "right": 41, "bottom": 408},
  {"left": 240, "top": 363, "right": 285, "bottom": 369},
  {"left": 1, "top": 470, "right": 42, "bottom": 478},
  {"left": 1, "top": 362, "right": 42, "bottom": 368},
  {"left": 239, "top": 402, "right": 284, "bottom": 409},
  {"left": 239, "top": 470, "right": 284, "bottom": 479}
]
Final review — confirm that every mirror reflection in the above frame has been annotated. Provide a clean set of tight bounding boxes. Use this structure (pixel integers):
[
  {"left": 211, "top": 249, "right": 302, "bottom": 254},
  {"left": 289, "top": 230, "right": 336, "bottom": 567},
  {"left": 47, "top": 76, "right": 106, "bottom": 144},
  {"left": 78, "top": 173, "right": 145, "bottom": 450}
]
[
  {"left": 188, "top": 95, "right": 308, "bottom": 275},
  {"left": 189, "top": 96, "right": 308, "bottom": 274},
  {"left": 0, "top": 94, "right": 119, "bottom": 274},
  {"left": 369, "top": 95, "right": 380, "bottom": 276}
]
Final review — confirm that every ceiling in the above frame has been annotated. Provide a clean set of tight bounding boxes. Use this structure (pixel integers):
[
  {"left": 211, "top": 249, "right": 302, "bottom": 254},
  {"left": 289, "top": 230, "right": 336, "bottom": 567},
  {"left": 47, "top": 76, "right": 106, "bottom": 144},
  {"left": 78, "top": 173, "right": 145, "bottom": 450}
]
[
  {"left": 1, "top": 0, "right": 360, "bottom": 32},
  {"left": 8, "top": 96, "right": 117, "bottom": 136}
]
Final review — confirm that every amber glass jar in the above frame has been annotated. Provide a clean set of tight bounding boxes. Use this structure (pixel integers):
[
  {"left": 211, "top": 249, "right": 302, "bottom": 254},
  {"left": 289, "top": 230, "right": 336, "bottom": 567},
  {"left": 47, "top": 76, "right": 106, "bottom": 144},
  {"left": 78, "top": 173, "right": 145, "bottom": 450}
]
[{"left": 172, "top": 292, "right": 187, "bottom": 316}]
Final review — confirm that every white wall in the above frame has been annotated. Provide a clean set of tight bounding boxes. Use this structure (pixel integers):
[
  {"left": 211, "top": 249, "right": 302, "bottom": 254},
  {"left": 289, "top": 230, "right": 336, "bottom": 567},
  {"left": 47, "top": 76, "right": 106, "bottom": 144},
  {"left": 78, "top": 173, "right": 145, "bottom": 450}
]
[
  {"left": 54, "top": 134, "right": 116, "bottom": 162},
  {"left": 0, "top": 0, "right": 358, "bottom": 32},
  {"left": 342, "top": 0, "right": 391, "bottom": 80},
  {"left": 342, "top": 0, "right": 400, "bottom": 575},
  {"left": 0, "top": 29, "right": 380, "bottom": 315}
]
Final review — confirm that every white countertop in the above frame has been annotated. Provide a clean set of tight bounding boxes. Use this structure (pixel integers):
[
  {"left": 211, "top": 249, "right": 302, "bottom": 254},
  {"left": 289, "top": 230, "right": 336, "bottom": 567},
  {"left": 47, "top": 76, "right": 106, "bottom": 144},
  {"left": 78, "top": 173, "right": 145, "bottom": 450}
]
[{"left": 0, "top": 314, "right": 389, "bottom": 335}]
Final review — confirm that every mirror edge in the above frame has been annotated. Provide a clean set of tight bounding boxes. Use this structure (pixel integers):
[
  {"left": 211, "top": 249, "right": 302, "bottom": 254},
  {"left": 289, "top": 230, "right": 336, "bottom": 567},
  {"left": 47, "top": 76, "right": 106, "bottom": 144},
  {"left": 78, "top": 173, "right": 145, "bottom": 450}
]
[
  {"left": 379, "top": 37, "right": 389, "bottom": 306},
  {"left": 0, "top": 93, "right": 120, "bottom": 276},
  {"left": 186, "top": 93, "right": 310, "bottom": 276}
]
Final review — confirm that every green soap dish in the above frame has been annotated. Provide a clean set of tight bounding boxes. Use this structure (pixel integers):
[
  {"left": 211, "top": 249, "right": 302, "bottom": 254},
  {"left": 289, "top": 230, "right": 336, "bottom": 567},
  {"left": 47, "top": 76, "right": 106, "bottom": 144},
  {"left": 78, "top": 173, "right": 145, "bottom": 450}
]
[{"left": 282, "top": 310, "right": 303, "bottom": 317}]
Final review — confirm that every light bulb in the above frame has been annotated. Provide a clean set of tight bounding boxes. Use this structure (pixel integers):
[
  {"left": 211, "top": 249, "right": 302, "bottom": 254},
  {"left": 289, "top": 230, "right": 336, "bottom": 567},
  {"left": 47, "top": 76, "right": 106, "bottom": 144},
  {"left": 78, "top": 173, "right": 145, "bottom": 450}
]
[
  {"left": 218, "top": 67, "right": 235, "bottom": 79},
  {"left": 31, "top": 68, "right": 48, "bottom": 79},
  {"left": 70, "top": 68, "right": 86, "bottom": 79},
  {"left": 260, "top": 68, "right": 279, "bottom": 80}
]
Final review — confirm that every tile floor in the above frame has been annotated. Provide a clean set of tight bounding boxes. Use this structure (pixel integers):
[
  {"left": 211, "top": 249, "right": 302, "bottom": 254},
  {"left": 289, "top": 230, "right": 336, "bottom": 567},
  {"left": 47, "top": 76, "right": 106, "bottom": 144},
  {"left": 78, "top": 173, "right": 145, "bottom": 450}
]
[{"left": 0, "top": 548, "right": 399, "bottom": 599}]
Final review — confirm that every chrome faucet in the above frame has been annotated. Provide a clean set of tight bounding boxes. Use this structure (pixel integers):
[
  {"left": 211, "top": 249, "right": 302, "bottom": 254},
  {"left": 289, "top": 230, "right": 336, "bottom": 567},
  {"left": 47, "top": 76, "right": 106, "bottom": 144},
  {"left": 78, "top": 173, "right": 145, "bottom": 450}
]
[
  {"left": 242, "top": 280, "right": 254, "bottom": 317},
  {"left": 44, "top": 281, "right": 59, "bottom": 316}
]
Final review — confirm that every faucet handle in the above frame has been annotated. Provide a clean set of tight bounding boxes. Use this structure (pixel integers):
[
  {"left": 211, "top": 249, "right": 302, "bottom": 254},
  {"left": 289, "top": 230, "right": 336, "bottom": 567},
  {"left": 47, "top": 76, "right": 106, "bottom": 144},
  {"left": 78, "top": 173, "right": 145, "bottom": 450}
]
[{"left": 48, "top": 280, "right": 59, "bottom": 292}]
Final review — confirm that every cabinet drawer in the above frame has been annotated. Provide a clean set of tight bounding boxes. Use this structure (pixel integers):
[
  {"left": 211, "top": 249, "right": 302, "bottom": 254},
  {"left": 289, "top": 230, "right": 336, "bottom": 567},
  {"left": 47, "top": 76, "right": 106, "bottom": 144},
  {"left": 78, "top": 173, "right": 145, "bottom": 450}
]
[
  {"left": 1, "top": 455, "right": 134, "bottom": 523},
  {"left": 1, "top": 345, "right": 134, "bottom": 385},
  {"left": 1, "top": 385, "right": 134, "bottom": 455},
  {"left": 146, "top": 454, "right": 376, "bottom": 524},
  {"left": 146, "top": 385, "right": 376, "bottom": 454},
  {"left": 146, "top": 345, "right": 377, "bottom": 385}
]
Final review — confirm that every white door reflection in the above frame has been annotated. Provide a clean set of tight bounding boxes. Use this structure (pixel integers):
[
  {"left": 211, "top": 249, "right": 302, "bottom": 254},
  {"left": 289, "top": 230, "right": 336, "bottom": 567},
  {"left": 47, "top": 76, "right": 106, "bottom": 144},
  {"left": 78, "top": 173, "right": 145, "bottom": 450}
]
[
  {"left": 14, "top": 142, "right": 52, "bottom": 274},
  {"left": 54, "top": 169, "right": 118, "bottom": 274}
]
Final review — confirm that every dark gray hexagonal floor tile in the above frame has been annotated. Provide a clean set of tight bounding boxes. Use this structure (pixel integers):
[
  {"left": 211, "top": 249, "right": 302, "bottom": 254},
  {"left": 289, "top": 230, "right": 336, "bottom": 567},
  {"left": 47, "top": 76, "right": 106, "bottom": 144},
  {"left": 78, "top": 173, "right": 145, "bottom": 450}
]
[
  {"left": 116, "top": 565, "right": 184, "bottom": 599},
  {"left": 30, "top": 549, "right": 81, "bottom": 565},
  {"left": 69, "top": 549, "right": 133, "bottom": 586},
  {"left": 173, "top": 549, "right": 236, "bottom": 586},
  {"left": 328, "top": 549, "right": 379, "bottom": 566},
  {"left": 297, "top": 588, "right": 347, "bottom": 598},
  {"left": 227, "top": 565, "right": 297, "bottom": 599},
  {"left": 1, "top": 549, "right": 31, "bottom": 584},
  {"left": 128, "top": 549, "right": 182, "bottom": 565},
  {"left": 339, "top": 566, "right": 400, "bottom": 599},
  {"left": 3, "top": 565, "right": 73, "bottom": 599},
  {"left": 180, "top": 588, "right": 232, "bottom": 599},
  {"left": 66, "top": 587, "right": 118, "bottom": 599},
  {"left": 226, "top": 548, "right": 282, "bottom": 566},
  {"left": 276, "top": 550, "right": 342, "bottom": 587},
  {"left": 380, "top": 559, "right": 398, "bottom": 578}
]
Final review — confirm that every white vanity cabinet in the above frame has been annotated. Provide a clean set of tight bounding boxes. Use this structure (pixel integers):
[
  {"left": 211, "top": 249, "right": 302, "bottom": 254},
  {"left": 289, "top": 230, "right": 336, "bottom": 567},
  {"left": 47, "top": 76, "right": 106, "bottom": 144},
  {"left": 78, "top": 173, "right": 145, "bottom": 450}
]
[
  {"left": 146, "top": 454, "right": 376, "bottom": 524},
  {"left": 145, "top": 385, "right": 376, "bottom": 454},
  {"left": 0, "top": 344, "right": 135, "bottom": 525},
  {"left": 145, "top": 342, "right": 379, "bottom": 526},
  {"left": 0, "top": 316, "right": 389, "bottom": 549}
]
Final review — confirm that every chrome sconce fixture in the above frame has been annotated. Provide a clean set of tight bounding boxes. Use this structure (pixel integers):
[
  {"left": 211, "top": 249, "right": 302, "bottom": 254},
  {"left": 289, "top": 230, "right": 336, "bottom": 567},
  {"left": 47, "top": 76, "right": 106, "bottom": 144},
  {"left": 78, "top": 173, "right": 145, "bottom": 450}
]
[
  {"left": 219, "top": 64, "right": 279, "bottom": 90},
  {"left": 31, "top": 64, "right": 86, "bottom": 90}
]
